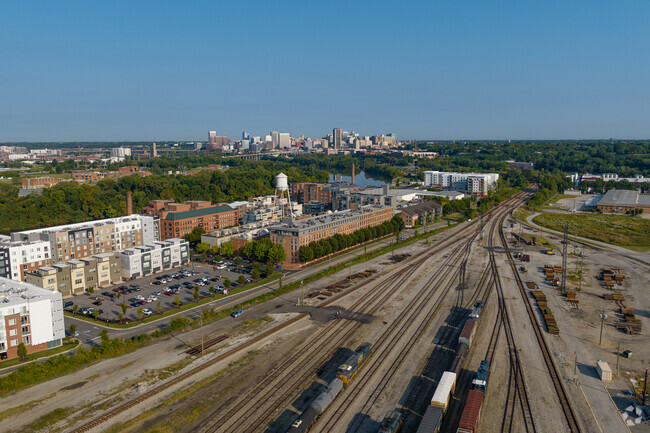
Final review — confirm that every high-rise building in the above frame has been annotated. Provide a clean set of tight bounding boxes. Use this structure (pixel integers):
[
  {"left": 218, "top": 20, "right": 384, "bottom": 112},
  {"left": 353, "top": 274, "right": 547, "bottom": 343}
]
[
  {"left": 271, "top": 131, "right": 280, "bottom": 148},
  {"left": 278, "top": 133, "right": 290, "bottom": 149},
  {"left": 209, "top": 131, "right": 218, "bottom": 149},
  {"left": 333, "top": 128, "right": 342, "bottom": 149},
  {"left": 207, "top": 132, "right": 228, "bottom": 152},
  {"left": 242, "top": 131, "right": 251, "bottom": 141}
]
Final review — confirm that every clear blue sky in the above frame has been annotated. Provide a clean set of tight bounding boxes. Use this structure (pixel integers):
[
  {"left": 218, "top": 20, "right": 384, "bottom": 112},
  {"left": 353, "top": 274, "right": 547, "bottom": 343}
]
[{"left": 1, "top": 1, "right": 649, "bottom": 142}]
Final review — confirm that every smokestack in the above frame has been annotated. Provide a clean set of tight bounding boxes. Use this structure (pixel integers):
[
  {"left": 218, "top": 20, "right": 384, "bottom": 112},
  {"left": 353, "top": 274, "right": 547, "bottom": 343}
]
[
  {"left": 152, "top": 142, "right": 158, "bottom": 158},
  {"left": 126, "top": 191, "right": 133, "bottom": 215},
  {"left": 351, "top": 164, "right": 355, "bottom": 185}
]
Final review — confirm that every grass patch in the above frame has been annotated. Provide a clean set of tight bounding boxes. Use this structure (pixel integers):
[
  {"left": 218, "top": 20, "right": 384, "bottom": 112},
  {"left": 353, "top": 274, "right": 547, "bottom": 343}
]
[
  {"left": 0, "top": 340, "right": 79, "bottom": 370},
  {"left": 21, "top": 407, "right": 71, "bottom": 432},
  {"left": 240, "top": 315, "right": 273, "bottom": 331},
  {"left": 518, "top": 233, "right": 558, "bottom": 250},
  {"left": 0, "top": 393, "right": 56, "bottom": 423},
  {"left": 546, "top": 193, "right": 574, "bottom": 204},
  {"left": 533, "top": 213, "right": 650, "bottom": 248},
  {"left": 513, "top": 207, "right": 532, "bottom": 223}
]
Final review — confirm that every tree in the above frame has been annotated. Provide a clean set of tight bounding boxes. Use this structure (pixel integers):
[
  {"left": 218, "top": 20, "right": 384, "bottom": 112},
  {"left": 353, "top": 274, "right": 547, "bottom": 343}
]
[
  {"left": 251, "top": 267, "right": 260, "bottom": 280},
  {"left": 209, "top": 285, "right": 215, "bottom": 296},
  {"left": 220, "top": 242, "right": 235, "bottom": 257},
  {"left": 265, "top": 262, "right": 274, "bottom": 277},
  {"left": 121, "top": 303, "right": 127, "bottom": 316},
  {"left": 174, "top": 296, "right": 181, "bottom": 308},
  {"left": 234, "top": 257, "right": 242, "bottom": 266},
  {"left": 193, "top": 286, "right": 200, "bottom": 300},
  {"left": 183, "top": 227, "right": 206, "bottom": 247},
  {"left": 238, "top": 275, "right": 245, "bottom": 284},
  {"left": 299, "top": 245, "right": 314, "bottom": 263},
  {"left": 17, "top": 343, "right": 28, "bottom": 361},
  {"left": 267, "top": 244, "right": 286, "bottom": 264},
  {"left": 67, "top": 323, "right": 77, "bottom": 336},
  {"left": 88, "top": 286, "right": 94, "bottom": 294},
  {"left": 156, "top": 301, "right": 161, "bottom": 312},
  {"left": 118, "top": 313, "right": 124, "bottom": 324},
  {"left": 196, "top": 242, "right": 210, "bottom": 254},
  {"left": 210, "top": 245, "right": 220, "bottom": 255},
  {"left": 137, "top": 308, "right": 144, "bottom": 320},
  {"left": 224, "top": 278, "right": 231, "bottom": 289},
  {"left": 99, "top": 329, "right": 110, "bottom": 346},
  {"left": 92, "top": 309, "right": 100, "bottom": 320}
]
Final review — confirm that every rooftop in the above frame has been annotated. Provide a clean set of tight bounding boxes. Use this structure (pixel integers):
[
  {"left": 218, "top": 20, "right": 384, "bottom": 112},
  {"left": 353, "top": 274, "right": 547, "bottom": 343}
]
[
  {"left": 598, "top": 189, "right": 650, "bottom": 206},
  {"left": 0, "top": 277, "right": 59, "bottom": 305},
  {"left": 163, "top": 205, "right": 234, "bottom": 221},
  {"left": 269, "top": 205, "right": 392, "bottom": 232}
]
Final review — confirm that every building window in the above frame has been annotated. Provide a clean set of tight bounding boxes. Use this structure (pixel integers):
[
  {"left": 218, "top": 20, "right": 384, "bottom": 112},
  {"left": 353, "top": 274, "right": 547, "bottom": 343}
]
[
  {"left": 8, "top": 318, "right": 16, "bottom": 326},
  {"left": 9, "top": 329, "right": 17, "bottom": 336},
  {"left": 23, "top": 336, "right": 30, "bottom": 344},
  {"left": 10, "top": 339, "right": 18, "bottom": 347}
]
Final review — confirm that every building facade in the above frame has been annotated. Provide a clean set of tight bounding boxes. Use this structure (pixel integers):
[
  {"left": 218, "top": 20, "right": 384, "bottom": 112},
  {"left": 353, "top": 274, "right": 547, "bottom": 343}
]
[
  {"left": 117, "top": 239, "right": 190, "bottom": 279},
  {"left": 596, "top": 190, "right": 650, "bottom": 214},
  {"left": 399, "top": 201, "right": 443, "bottom": 228},
  {"left": 11, "top": 215, "right": 157, "bottom": 265},
  {"left": 0, "top": 277, "right": 65, "bottom": 360},
  {"left": 269, "top": 205, "right": 394, "bottom": 267},
  {"left": 20, "top": 177, "right": 60, "bottom": 189},
  {"left": 423, "top": 171, "right": 499, "bottom": 196},
  {"left": 143, "top": 200, "right": 238, "bottom": 240},
  {"left": 0, "top": 236, "right": 53, "bottom": 281}
]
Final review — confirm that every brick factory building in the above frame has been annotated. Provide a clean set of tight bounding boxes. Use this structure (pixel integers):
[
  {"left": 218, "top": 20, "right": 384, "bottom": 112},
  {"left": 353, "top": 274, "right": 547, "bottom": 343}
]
[
  {"left": 269, "top": 205, "right": 394, "bottom": 268},
  {"left": 143, "top": 200, "right": 238, "bottom": 240}
]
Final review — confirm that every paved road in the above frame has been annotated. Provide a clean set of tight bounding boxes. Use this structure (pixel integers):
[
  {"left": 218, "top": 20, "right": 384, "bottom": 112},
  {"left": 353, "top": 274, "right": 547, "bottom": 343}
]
[{"left": 69, "top": 223, "right": 449, "bottom": 346}]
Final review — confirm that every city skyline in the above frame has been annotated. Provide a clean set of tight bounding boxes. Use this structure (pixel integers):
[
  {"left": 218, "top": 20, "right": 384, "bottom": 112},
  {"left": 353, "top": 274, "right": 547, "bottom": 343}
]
[{"left": 2, "top": 1, "right": 650, "bottom": 142}]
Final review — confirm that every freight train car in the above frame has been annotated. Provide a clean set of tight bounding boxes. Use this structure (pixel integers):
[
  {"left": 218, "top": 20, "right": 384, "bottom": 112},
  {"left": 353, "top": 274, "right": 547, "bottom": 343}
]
[
  {"left": 416, "top": 405, "right": 444, "bottom": 433},
  {"left": 336, "top": 342, "right": 373, "bottom": 386},
  {"left": 431, "top": 371, "right": 457, "bottom": 409},
  {"left": 471, "top": 360, "right": 490, "bottom": 393},
  {"left": 287, "top": 378, "right": 343, "bottom": 433},
  {"left": 456, "top": 389, "right": 484, "bottom": 433},
  {"left": 458, "top": 319, "right": 477, "bottom": 347}
]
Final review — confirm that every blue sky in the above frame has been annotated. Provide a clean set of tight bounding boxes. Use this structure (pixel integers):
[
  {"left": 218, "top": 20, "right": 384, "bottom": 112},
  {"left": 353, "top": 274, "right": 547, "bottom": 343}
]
[{"left": 1, "top": 1, "right": 649, "bottom": 141}]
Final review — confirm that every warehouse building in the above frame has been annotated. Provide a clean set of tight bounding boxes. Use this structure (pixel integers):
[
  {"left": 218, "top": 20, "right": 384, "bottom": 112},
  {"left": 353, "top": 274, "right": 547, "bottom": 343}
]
[
  {"left": 142, "top": 200, "right": 238, "bottom": 240},
  {"left": 399, "top": 201, "right": 443, "bottom": 228},
  {"left": 0, "top": 277, "right": 65, "bottom": 360},
  {"left": 269, "top": 205, "right": 394, "bottom": 268},
  {"left": 596, "top": 189, "right": 650, "bottom": 214}
]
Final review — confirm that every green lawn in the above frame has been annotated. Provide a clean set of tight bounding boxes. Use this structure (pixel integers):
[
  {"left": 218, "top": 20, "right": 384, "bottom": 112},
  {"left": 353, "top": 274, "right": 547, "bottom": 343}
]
[
  {"left": 546, "top": 193, "right": 574, "bottom": 204},
  {"left": 0, "top": 340, "right": 79, "bottom": 370},
  {"left": 533, "top": 213, "right": 650, "bottom": 248}
]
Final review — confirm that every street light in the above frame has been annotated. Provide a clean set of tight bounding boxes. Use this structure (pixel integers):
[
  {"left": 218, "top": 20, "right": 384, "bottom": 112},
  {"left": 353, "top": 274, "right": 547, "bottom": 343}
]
[{"left": 599, "top": 310, "right": 607, "bottom": 346}]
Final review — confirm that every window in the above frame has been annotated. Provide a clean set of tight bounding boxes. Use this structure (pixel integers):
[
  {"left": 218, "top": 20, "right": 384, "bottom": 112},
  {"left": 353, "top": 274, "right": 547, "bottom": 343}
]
[
  {"left": 8, "top": 318, "right": 16, "bottom": 326},
  {"left": 9, "top": 329, "right": 17, "bottom": 336},
  {"left": 10, "top": 339, "right": 18, "bottom": 347},
  {"left": 22, "top": 336, "right": 30, "bottom": 344}
]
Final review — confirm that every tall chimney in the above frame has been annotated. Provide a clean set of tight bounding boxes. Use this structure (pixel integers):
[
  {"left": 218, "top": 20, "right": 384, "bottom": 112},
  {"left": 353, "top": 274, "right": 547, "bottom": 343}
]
[
  {"left": 351, "top": 164, "right": 355, "bottom": 185},
  {"left": 126, "top": 191, "right": 133, "bottom": 215},
  {"left": 152, "top": 142, "right": 157, "bottom": 158}
]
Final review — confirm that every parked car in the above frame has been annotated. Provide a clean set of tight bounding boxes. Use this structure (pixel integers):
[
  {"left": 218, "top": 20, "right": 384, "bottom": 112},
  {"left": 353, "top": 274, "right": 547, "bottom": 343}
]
[
  {"left": 183, "top": 282, "right": 193, "bottom": 287},
  {"left": 231, "top": 309, "right": 244, "bottom": 318},
  {"left": 142, "top": 308, "right": 153, "bottom": 316},
  {"left": 92, "top": 300, "right": 102, "bottom": 306},
  {"left": 131, "top": 302, "right": 141, "bottom": 307},
  {"left": 64, "top": 301, "right": 74, "bottom": 308},
  {"left": 147, "top": 296, "right": 157, "bottom": 302},
  {"left": 152, "top": 291, "right": 161, "bottom": 296},
  {"left": 152, "top": 280, "right": 162, "bottom": 285},
  {"left": 201, "top": 290, "right": 211, "bottom": 296},
  {"left": 101, "top": 291, "right": 112, "bottom": 297}
]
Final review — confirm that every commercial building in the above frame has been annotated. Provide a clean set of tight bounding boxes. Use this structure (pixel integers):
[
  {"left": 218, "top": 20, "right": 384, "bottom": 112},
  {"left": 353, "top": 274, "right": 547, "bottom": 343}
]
[
  {"left": 596, "top": 190, "right": 650, "bottom": 214},
  {"left": 207, "top": 131, "right": 228, "bottom": 152},
  {"left": 333, "top": 128, "right": 342, "bottom": 149},
  {"left": 142, "top": 200, "right": 238, "bottom": 240},
  {"left": 278, "top": 133, "right": 291, "bottom": 149},
  {"left": 269, "top": 205, "right": 394, "bottom": 268},
  {"left": 25, "top": 253, "right": 123, "bottom": 298},
  {"left": 399, "top": 201, "right": 443, "bottom": 228},
  {"left": 0, "top": 236, "right": 53, "bottom": 281},
  {"left": 0, "top": 277, "right": 65, "bottom": 360},
  {"left": 508, "top": 161, "right": 534, "bottom": 170},
  {"left": 117, "top": 239, "right": 190, "bottom": 279},
  {"left": 423, "top": 171, "right": 499, "bottom": 196},
  {"left": 10, "top": 215, "right": 158, "bottom": 264},
  {"left": 20, "top": 177, "right": 60, "bottom": 189},
  {"left": 291, "top": 182, "right": 330, "bottom": 204}
]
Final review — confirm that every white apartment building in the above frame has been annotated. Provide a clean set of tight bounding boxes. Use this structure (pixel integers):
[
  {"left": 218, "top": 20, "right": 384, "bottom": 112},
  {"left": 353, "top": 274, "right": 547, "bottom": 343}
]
[
  {"left": 117, "top": 238, "right": 190, "bottom": 279},
  {"left": 0, "top": 236, "right": 52, "bottom": 281},
  {"left": 0, "top": 277, "right": 65, "bottom": 360},
  {"left": 424, "top": 171, "right": 499, "bottom": 196},
  {"left": 10, "top": 215, "right": 157, "bottom": 264}
]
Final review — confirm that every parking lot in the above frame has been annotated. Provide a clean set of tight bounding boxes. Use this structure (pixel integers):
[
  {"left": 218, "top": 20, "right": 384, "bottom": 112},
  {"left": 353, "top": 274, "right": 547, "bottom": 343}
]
[{"left": 66, "top": 260, "right": 256, "bottom": 322}]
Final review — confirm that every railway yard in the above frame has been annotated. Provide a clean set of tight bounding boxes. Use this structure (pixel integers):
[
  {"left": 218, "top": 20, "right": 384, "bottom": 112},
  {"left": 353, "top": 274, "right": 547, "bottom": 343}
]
[{"left": 2, "top": 189, "right": 649, "bottom": 433}]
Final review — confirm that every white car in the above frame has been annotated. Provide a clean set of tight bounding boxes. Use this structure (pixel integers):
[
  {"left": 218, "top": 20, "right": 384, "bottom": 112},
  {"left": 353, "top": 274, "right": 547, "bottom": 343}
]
[
  {"left": 142, "top": 308, "right": 152, "bottom": 316},
  {"left": 147, "top": 296, "right": 157, "bottom": 302},
  {"left": 135, "top": 295, "right": 145, "bottom": 301}
]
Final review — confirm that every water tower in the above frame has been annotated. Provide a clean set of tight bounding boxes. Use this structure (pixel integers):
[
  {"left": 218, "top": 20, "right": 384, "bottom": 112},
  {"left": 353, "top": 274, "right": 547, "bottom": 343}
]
[{"left": 275, "top": 173, "right": 294, "bottom": 217}]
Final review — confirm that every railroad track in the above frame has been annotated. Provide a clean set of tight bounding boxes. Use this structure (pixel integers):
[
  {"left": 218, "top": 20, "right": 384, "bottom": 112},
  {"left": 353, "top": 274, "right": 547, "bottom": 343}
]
[
  {"left": 319, "top": 192, "right": 529, "bottom": 433},
  {"left": 500, "top": 213, "right": 582, "bottom": 433},
  {"left": 210, "top": 236, "right": 475, "bottom": 433},
  {"left": 488, "top": 210, "right": 536, "bottom": 433}
]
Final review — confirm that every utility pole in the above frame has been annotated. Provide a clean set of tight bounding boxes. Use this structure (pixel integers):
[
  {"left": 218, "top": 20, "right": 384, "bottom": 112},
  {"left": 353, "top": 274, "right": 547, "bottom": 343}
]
[
  {"left": 199, "top": 318, "right": 204, "bottom": 358},
  {"left": 300, "top": 280, "right": 304, "bottom": 306},
  {"left": 616, "top": 343, "right": 620, "bottom": 376},
  {"left": 573, "top": 351, "right": 578, "bottom": 380},
  {"left": 643, "top": 369, "right": 648, "bottom": 406},
  {"left": 599, "top": 310, "right": 607, "bottom": 346}
]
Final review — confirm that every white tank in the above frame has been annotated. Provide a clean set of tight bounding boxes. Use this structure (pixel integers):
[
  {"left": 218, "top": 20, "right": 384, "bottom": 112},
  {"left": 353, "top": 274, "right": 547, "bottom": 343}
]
[{"left": 276, "top": 172, "right": 289, "bottom": 192}]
